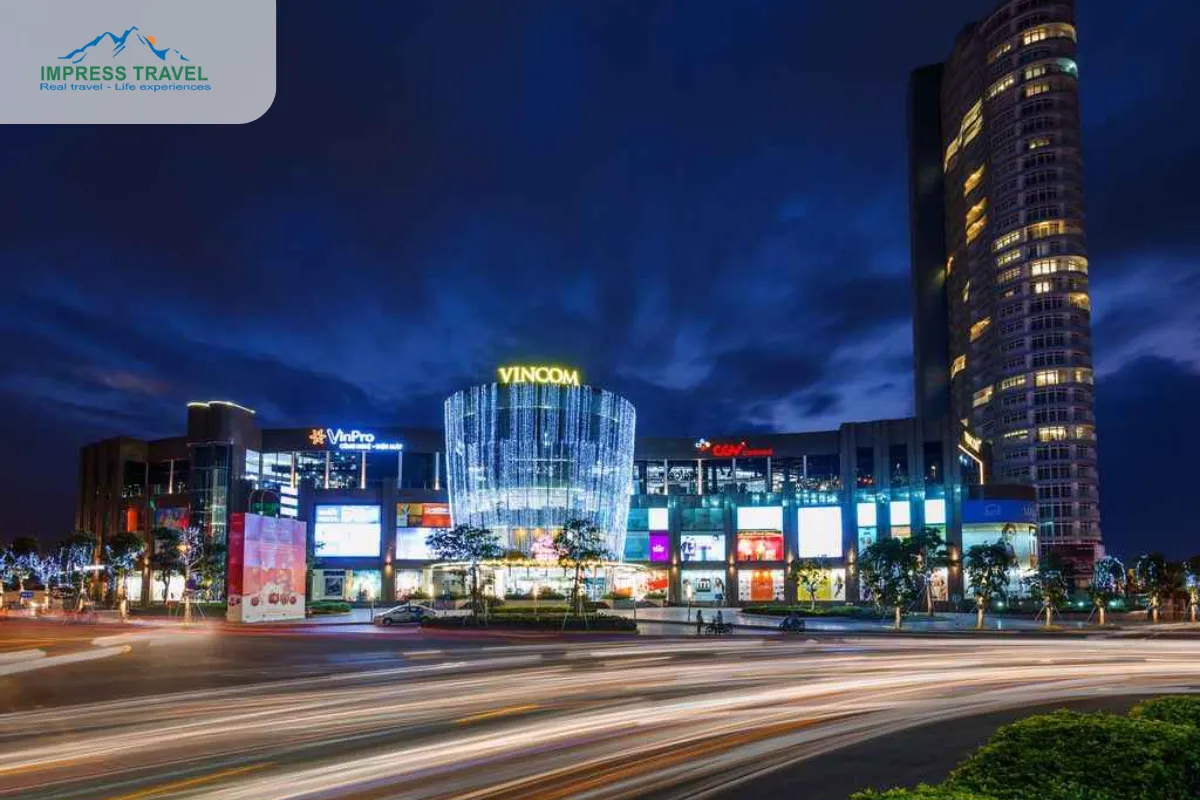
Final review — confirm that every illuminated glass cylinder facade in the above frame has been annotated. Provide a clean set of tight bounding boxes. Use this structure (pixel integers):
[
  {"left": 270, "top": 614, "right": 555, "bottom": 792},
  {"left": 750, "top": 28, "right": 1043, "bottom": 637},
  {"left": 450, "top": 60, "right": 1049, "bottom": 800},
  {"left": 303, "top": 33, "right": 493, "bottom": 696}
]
[{"left": 444, "top": 382, "right": 637, "bottom": 555}]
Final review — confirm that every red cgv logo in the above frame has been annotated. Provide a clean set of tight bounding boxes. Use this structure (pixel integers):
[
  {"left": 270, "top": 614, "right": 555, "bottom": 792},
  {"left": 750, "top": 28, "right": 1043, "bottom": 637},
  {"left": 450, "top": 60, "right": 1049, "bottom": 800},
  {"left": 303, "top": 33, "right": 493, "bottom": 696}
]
[{"left": 704, "top": 441, "right": 774, "bottom": 458}]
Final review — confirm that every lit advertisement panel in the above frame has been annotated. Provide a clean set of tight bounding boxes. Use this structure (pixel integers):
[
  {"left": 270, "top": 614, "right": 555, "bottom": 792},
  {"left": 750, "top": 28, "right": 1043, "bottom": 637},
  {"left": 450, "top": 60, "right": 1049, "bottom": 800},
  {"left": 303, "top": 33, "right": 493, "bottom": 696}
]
[
  {"left": 624, "top": 531, "right": 649, "bottom": 561},
  {"left": 227, "top": 513, "right": 306, "bottom": 623},
  {"left": 963, "top": 521, "right": 1039, "bottom": 594},
  {"left": 737, "top": 506, "right": 782, "bottom": 531},
  {"left": 681, "top": 570, "right": 726, "bottom": 602},
  {"left": 314, "top": 504, "right": 381, "bottom": 557},
  {"left": 680, "top": 533, "right": 725, "bottom": 562},
  {"left": 794, "top": 568, "right": 846, "bottom": 602},
  {"left": 736, "top": 531, "right": 784, "bottom": 561},
  {"left": 738, "top": 569, "right": 783, "bottom": 602},
  {"left": 856, "top": 502, "right": 877, "bottom": 527},
  {"left": 649, "top": 533, "right": 670, "bottom": 563},
  {"left": 395, "top": 529, "right": 436, "bottom": 560},
  {"left": 648, "top": 508, "right": 669, "bottom": 531},
  {"left": 890, "top": 500, "right": 911, "bottom": 527},
  {"left": 924, "top": 498, "right": 947, "bottom": 525},
  {"left": 396, "top": 503, "right": 451, "bottom": 529},
  {"left": 798, "top": 506, "right": 843, "bottom": 558},
  {"left": 154, "top": 506, "right": 189, "bottom": 532}
]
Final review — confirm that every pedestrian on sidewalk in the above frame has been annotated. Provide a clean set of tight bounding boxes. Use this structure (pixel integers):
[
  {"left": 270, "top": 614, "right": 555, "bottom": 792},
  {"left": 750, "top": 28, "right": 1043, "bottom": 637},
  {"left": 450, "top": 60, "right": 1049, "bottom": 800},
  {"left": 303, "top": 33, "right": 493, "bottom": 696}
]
[{"left": 696, "top": 608, "right": 704, "bottom": 635}]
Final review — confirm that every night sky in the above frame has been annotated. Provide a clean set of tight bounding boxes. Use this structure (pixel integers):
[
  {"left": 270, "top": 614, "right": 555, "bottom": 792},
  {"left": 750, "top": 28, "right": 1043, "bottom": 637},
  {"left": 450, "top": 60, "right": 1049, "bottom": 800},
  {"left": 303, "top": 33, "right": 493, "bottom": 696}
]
[{"left": 1, "top": 1, "right": 1197, "bottom": 559}]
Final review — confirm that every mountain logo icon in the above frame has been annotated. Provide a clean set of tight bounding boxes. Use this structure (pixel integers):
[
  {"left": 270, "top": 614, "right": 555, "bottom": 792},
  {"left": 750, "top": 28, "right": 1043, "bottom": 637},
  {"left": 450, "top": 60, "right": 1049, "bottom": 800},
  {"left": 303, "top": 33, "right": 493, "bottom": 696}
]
[{"left": 60, "top": 26, "right": 189, "bottom": 65}]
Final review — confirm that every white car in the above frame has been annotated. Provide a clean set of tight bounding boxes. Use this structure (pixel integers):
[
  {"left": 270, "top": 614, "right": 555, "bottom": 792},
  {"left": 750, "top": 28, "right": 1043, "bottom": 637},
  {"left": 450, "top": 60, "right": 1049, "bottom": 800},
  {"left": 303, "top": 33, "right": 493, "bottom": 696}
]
[{"left": 374, "top": 603, "right": 438, "bottom": 625}]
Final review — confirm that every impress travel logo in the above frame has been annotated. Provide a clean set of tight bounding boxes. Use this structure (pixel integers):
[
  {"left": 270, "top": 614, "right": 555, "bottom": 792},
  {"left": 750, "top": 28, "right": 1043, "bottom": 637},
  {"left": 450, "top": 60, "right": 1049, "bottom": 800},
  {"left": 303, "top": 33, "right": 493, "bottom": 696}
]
[{"left": 40, "top": 26, "right": 212, "bottom": 94}]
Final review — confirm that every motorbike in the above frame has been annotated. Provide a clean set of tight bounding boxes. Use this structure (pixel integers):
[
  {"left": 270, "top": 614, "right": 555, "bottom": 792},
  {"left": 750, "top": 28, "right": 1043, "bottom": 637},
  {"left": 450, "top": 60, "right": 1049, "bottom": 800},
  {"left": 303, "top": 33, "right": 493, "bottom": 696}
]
[{"left": 779, "top": 616, "right": 806, "bottom": 633}]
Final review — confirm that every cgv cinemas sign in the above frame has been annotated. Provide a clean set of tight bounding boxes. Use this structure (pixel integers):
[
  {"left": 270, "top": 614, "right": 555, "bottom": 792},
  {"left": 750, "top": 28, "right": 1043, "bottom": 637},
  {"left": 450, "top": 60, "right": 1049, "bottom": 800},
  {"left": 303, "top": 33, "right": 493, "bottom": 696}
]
[{"left": 497, "top": 365, "right": 581, "bottom": 386}]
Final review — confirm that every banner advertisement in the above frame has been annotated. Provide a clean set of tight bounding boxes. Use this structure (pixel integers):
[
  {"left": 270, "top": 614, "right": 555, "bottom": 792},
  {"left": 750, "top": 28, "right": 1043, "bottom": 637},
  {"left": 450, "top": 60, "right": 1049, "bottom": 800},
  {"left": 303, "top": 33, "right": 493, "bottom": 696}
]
[
  {"left": 738, "top": 569, "right": 784, "bottom": 602},
  {"left": 227, "top": 513, "right": 307, "bottom": 623},
  {"left": 153, "top": 506, "right": 189, "bottom": 532},
  {"left": 736, "top": 531, "right": 784, "bottom": 561}
]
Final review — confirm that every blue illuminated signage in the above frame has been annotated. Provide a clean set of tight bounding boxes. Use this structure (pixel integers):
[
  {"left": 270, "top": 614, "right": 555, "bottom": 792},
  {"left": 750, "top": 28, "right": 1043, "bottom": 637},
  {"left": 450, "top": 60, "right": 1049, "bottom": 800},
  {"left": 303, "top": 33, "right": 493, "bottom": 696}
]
[
  {"left": 962, "top": 499, "right": 1037, "bottom": 524},
  {"left": 308, "top": 428, "right": 403, "bottom": 453}
]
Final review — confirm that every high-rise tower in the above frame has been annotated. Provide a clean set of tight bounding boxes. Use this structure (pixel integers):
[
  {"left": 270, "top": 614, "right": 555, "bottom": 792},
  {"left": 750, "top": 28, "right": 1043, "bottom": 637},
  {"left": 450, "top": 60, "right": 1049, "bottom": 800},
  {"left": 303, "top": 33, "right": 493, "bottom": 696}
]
[{"left": 908, "top": 0, "right": 1100, "bottom": 570}]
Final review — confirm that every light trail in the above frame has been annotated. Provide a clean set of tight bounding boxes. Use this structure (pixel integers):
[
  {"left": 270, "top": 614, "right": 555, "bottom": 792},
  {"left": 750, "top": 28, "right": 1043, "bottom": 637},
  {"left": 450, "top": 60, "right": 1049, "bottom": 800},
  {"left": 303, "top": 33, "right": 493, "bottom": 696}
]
[{"left": 0, "top": 636, "right": 1197, "bottom": 799}]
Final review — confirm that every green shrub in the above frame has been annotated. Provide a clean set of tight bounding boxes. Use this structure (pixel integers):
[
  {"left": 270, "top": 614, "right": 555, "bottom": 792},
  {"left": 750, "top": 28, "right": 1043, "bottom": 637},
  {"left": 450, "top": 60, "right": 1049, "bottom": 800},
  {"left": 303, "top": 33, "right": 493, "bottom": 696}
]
[
  {"left": 741, "top": 603, "right": 874, "bottom": 618},
  {"left": 852, "top": 787, "right": 998, "bottom": 800},
  {"left": 422, "top": 613, "right": 636, "bottom": 632},
  {"left": 307, "top": 600, "right": 351, "bottom": 615},
  {"left": 1130, "top": 696, "right": 1200, "bottom": 729},
  {"left": 946, "top": 710, "right": 1200, "bottom": 800},
  {"left": 405, "top": 589, "right": 430, "bottom": 600}
]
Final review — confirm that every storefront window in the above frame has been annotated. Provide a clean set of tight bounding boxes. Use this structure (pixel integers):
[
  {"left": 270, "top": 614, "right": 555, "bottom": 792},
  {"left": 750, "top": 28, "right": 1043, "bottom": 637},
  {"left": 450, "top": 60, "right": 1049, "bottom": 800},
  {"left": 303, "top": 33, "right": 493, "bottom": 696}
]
[
  {"left": 797, "top": 506, "right": 842, "bottom": 558},
  {"left": 735, "top": 531, "right": 784, "bottom": 561},
  {"left": 623, "top": 531, "right": 649, "bottom": 561},
  {"left": 794, "top": 568, "right": 846, "bottom": 602},
  {"left": 348, "top": 570, "right": 382, "bottom": 603},
  {"left": 737, "top": 569, "right": 783, "bottom": 602},
  {"left": 680, "top": 533, "right": 725, "bottom": 562},
  {"left": 645, "top": 462, "right": 666, "bottom": 495},
  {"left": 682, "top": 570, "right": 727, "bottom": 603},
  {"left": 395, "top": 569, "right": 424, "bottom": 599},
  {"left": 733, "top": 458, "right": 769, "bottom": 493}
]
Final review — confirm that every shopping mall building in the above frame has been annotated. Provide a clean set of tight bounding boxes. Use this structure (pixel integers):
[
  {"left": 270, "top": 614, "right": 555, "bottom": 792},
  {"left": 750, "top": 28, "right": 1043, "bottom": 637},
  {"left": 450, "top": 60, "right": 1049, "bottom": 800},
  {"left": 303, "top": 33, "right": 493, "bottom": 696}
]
[{"left": 78, "top": 366, "right": 1037, "bottom": 608}]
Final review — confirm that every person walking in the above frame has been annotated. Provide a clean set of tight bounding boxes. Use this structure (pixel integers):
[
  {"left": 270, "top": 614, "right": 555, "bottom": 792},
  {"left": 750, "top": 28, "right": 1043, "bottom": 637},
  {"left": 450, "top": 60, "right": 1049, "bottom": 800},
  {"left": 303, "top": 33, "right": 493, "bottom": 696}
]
[
  {"left": 715, "top": 609, "right": 724, "bottom": 630},
  {"left": 695, "top": 608, "right": 704, "bottom": 635}
]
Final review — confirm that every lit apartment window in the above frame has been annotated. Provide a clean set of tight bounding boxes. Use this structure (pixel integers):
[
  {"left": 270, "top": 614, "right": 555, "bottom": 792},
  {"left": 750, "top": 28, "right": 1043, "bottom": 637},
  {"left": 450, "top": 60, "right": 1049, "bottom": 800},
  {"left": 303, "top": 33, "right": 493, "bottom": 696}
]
[
  {"left": 1034, "top": 369, "right": 1062, "bottom": 386},
  {"left": 961, "top": 99, "right": 983, "bottom": 146},
  {"left": 1022, "top": 23, "right": 1077, "bottom": 46},
  {"left": 950, "top": 355, "right": 967, "bottom": 379},
  {"left": 946, "top": 255, "right": 954, "bottom": 276},
  {"left": 963, "top": 279, "right": 971, "bottom": 303},
  {"left": 1074, "top": 425, "right": 1096, "bottom": 441},
  {"left": 966, "top": 199, "right": 987, "bottom": 225},
  {"left": 1000, "top": 374, "right": 1028, "bottom": 391},
  {"left": 1024, "top": 81, "right": 1051, "bottom": 98},
  {"left": 989, "top": 40, "right": 1013, "bottom": 64},
  {"left": 1003, "top": 429, "right": 1030, "bottom": 441},
  {"left": 998, "top": 267, "right": 1022, "bottom": 284},
  {"left": 1074, "top": 368, "right": 1094, "bottom": 385},
  {"left": 993, "top": 230, "right": 1023, "bottom": 251},
  {"left": 996, "top": 248, "right": 1022, "bottom": 267},
  {"left": 1033, "top": 280, "right": 1052, "bottom": 294},
  {"left": 1038, "top": 426, "right": 1069, "bottom": 442},
  {"left": 970, "top": 317, "right": 992, "bottom": 342},
  {"left": 964, "top": 165, "right": 986, "bottom": 196},
  {"left": 1030, "top": 256, "right": 1088, "bottom": 276},
  {"left": 1028, "top": 137, "right": 1052, "bottom": 150},
  {"left": 1068, "top": 292, "right": 1091, "bottom": 311},
  {"left": 987, "top": 73, "right": 1015, "bottom": 99},
  {"left": 966, "top": 216, "right": 988, "bottom": 244},
  {"left": 1027, "top": 220, "right": 1076, "bottom": 239},
  {"left": 973, "top": 385, "right": 995, "bottom": 408}
]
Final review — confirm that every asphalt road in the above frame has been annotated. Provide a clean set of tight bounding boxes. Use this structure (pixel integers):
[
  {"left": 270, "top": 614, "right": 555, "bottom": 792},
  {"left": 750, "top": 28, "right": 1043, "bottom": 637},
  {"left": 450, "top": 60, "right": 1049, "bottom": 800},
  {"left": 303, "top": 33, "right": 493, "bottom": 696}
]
[{"left": 1, "top": 620, "right": 1198, "bottom": 799}]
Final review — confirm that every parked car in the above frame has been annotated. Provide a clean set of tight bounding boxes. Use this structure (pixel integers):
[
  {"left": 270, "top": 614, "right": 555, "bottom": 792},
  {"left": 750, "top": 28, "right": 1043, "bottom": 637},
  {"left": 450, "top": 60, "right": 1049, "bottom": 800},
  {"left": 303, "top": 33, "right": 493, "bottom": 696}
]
[{"left": 374, "top": 603, "right": 439, "bottom": 625}]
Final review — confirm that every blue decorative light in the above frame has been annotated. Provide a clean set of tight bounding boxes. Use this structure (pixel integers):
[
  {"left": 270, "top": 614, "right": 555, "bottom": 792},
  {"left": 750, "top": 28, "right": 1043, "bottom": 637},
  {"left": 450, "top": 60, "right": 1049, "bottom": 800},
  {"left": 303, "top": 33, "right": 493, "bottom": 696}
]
[{"left": 444, "top": 381, "right": 636, "bottom": 557}]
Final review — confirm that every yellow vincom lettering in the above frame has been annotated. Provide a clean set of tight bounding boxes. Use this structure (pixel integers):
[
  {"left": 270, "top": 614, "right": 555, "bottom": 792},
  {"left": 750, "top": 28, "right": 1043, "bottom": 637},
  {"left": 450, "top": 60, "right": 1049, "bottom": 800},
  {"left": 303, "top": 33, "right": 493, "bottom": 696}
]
[{"left": 497, "top": 365, "right": 581, "bottom": 386}]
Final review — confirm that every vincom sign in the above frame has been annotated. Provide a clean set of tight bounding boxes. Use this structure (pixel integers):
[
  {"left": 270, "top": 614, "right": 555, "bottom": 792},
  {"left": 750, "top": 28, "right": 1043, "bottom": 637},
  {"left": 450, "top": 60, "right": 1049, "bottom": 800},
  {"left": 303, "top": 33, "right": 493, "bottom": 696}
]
[{"left": 497, "top": 365, "right": 581, "bottom": 386}]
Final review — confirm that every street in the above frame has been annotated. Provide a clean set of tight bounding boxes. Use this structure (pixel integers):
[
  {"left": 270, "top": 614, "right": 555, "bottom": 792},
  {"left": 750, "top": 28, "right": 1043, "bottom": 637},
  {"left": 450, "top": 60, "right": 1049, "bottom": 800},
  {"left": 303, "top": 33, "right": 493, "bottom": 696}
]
[{"left": 1, "top": 619, "right": 1199, "bottom": 799}]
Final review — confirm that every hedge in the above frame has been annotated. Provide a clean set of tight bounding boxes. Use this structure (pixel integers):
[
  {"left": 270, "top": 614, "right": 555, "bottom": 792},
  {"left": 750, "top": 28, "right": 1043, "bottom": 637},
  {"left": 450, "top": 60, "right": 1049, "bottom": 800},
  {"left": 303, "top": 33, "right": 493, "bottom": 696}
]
[
  {"left": 308, "top": 601, "right": 351, "bottom": 615},
  {"left": 946, "top": 710, "right": 1200, "bottom": 800},
  {"left": 741, "top": 604, "right": 875, "bottom": 618},
  {"left": 1129, "top": 695, "right": 1200, "bottom": 729},
  {"left": 852, "top": 787, "right": 998, "bottom": 800},
  {"left": 421, "top": 613, "right": 636, "bottom": 632}
]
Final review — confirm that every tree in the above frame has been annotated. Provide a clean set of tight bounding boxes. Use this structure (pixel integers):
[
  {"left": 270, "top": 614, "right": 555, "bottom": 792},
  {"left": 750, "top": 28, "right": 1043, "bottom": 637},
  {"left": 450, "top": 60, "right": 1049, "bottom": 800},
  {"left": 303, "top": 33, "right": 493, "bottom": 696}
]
[
  {"left": 425, "top": 524, "right": 502, "bottom": 618},
  {"left": 9, "top": 537, "right": 38, "bottom": 593},
  {"left": 148, "top": 526, "right": 183, "bottom": 606},
  {"left": 1025, "top": 568, "right": 1070, "bottom": 628},
  {"left": 964, "top": 542, "right": 1014, "bottom": 629},
  {"left": 58, "top": 531, "right": 98, "bottom": 611},
  {"left": 1186, "top": 557, "right": 1200, "bottom": 624},
  {"left": 1134, "top": 553, "right": 1174, "bottom": 623},
  {"left": 26, "top": 552, "right": 62, "bottom": 611},
  {"left": 859, "top": 538, "right": 921, "bottom": 630},
  {"left": 911, "top": 527, "right": 948, "bottom": 616},
  {"left": 105, "top": 531, "right": 146, "bottom": 618},
  {"left": 1088, "top": 556, "right": 1125, "bottom": 626},
  {"left": 553, "top": 519, "right": 612, "bottom": 616},
  {"left": 790, "top": 557, "right": 830, "bottom": 610}
]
